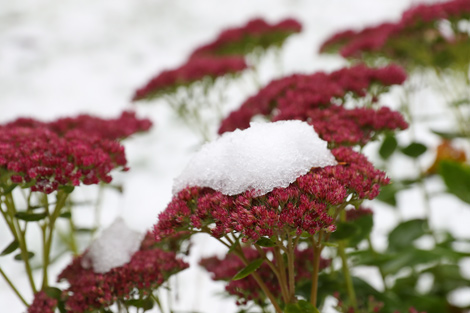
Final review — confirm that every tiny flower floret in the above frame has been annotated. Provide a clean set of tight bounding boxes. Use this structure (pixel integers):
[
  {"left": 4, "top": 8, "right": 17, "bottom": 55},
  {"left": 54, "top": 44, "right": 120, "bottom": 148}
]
[
  {"left": 82, "top": 218, "right": 144, "bottom": 273},
  {"left": 173, "top": 120, "right": 337, "bottom": 196}
]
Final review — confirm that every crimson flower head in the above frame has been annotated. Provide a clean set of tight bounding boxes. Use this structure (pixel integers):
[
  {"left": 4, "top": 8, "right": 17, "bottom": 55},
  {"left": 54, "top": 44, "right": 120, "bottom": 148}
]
[
  {"left": 190, "top": 17, "right": 302, "bottom": 58},
  {"left": 154, "top": 121, "right": 389, "bottom": 243},
  {"left": 218, "top": 64, "right": 408, "bottom": 147},
  {"left": 0, "top": 126, "right": 127, "bottom": 193},
  {"left": 320, "top": 0, "right": 470, "bottom": 69},
  {"left": 132, "top": 56, "right": 247, "bottom": 101},
  {"left": 5, "top": 110, "right": 152, "bottom": 141},
  {"left": 27, "top": 232, "right": 189, "bottom": 313}
]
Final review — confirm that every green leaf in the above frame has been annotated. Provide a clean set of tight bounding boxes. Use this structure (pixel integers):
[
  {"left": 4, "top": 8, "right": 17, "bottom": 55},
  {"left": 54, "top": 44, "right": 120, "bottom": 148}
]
[
  {"left": 438, "top": 161, "right": 470, "bottom": 204},
  {"left": 44, "top": 287, "right": 62, "bottom": 300},
  {"left": 126, "top": 298, "right": 154, "bottom": 311},
  {"left": 75, "top": 227, "right": 97, "bottom": 233},
  {"left": 322, "top": 242, "right": 339, "bottom": 248},
  {"left": 376, "top": 183, "right": 400, "bottom": 206},
  {"left": 2, "top": 184, "right": 17, "bottom": 194},
  {"left": 347, "top": 215, "right": 373, "bottom": 247},
  {"left": 431, "top": 130, "right": 466, "bottom": 139},
  {"left": 330, "top": 222, "right": 359, "bottom": 241},
  {"left": 298, "top": 300, "right": 320, "bottom": 313},
  {"left": 284, "top": 303, "right": 303, "bottom": 313},
  {"left": 388, "top": 219, "right": 427, "bottom": 252},
  {"left": 401, "top": 142, "right": 427, "bottom": 158},
  {"left": 14, "top": 251, "right": 34, "bottom": 261},
  {"left": 451, "top": 98, "right": 470, "bottom": 107},
  {"left": 59, "top": 211, "right": 71, "bottom": 219},
  {"left": 379, "top": 134, "right": 398, "bottom": 160},
  {"left": 233, "top": 258, "right": 264, "bottom": 280},
  {"left": 15, "top": 211, "right": 47, "bottom": 222},
  {"left": 255, "top": 237, "right": 276, "bottom": 247},
  {"left": 59, "top": 185, "right": 74, "bottom": 194},
  {"left": 1, "top": 240, "right": 19, "bottom": 256}
]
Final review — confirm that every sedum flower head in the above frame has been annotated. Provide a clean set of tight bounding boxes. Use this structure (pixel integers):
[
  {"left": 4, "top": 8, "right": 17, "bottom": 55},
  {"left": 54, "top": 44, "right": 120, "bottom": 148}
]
[
  {"left": 154, "top": 147, "right": 388, "bottom": 243},
  {"left": 190, "top": 17, "right": 302, "bottom": 58},
  {"left": 132, "top": 56, "right": 247, "bottom": 101}
]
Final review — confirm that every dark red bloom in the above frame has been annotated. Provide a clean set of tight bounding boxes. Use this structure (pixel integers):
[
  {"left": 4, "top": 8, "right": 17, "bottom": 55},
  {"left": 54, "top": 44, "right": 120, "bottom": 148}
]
[
  {"left": 190, "top": 17, "right": 302, "bottom": 58},
  {"left": 55, "top": 232, "right": 188, "bottom": 313},
  {"left": 218, "top": 64, "right": 407, "bottom": 146},
  {"left": 320, "top": 0, "right": 470, "bottom": 69},
  {"left": 154, "top": 147, "right": 388, "bottom": 242},
  {"left": 0, "top": 126, "right": 127, "bottom": 193},
  {"left": 5, "top": 111, "right": 152, "bottom": 141},
  {"left": 28, "top": 291, "right": 57, "bottom": 313},
  {"left": 132, "top": 56, "right": 247, "bottom": 101}
]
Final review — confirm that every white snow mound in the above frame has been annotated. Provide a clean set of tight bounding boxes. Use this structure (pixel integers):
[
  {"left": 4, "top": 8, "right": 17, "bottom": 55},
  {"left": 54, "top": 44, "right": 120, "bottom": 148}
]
[
  {"left": 82, "top": 217, "right": 144, "bottom": 273},
  {"left": 173, "top": 120, "right": 337, "bottom": 196}
]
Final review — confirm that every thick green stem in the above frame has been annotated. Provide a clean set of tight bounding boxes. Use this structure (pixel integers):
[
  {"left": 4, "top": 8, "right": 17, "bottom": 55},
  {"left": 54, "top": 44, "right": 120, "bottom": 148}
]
[{"left": 0, "top": 266, "right": 28, "bottom": 306}]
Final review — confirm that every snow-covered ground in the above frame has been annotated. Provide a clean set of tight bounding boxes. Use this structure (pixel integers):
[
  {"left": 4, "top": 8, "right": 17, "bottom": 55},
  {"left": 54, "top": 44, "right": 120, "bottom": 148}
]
[{"left": 2, "top": 0, "right": 469, "bottom": 312}]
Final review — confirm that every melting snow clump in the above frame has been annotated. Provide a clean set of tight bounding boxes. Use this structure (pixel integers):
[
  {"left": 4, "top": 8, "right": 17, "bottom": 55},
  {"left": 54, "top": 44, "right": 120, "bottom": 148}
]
[
  {"left": 82, "top": 217, "right": 144, "bottom": 273},
  {"left": 173, "top": 120, "right": 337, "bottom": 196}
]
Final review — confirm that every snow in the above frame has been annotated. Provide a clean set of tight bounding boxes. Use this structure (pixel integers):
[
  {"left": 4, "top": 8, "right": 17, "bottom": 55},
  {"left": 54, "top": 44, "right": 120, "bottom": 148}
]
[
  {"left": 173, "top": 121, "right": 337, "bottom": 196},
  {"left": 81, "top": 218, "right": 143, "bottom": 273}
]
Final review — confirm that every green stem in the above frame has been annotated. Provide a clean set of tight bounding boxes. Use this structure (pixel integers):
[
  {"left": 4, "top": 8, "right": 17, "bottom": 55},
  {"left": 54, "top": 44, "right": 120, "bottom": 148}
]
[
  {"left": 0, "top": 266, "right": 28, "bottom": 306},
  {"left": 286, "top": 234, "right": 296, "bottom": 303},
  {"left": 234, "top": 245, "right": 283, "bottom": 313},
  {"left": 310, "top": 231, "right": 324, "bottom": 308},
  {"left": 4, "top": 194, "right": 37, "bottom": 293},
  {"left": 42, "top": 190, "right": 68, "bottom": 289}
]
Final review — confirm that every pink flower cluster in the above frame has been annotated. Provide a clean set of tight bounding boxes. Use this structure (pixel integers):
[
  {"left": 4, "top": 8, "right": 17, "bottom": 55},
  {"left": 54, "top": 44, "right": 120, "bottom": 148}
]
[
  {"left": 154, "top": 147, "right": 388, "bottom": 243},
  {"left": 27, "top": 232, "right": 189, "bottom": 313},
  {"left": 0, "top": 127, "right": 127, "bottom": 193},
  {"left": 299, "top": 106, "right": 408, "bottom": 146},
  {"left": 0, "top": 111, "right": 152, "bottom": 193},
  {"left": 4, "top": 111, "right": 152, "bottom": 141},
  {"left": 190, "top": 18, "right": 302, "bottom": 58},
  {"left": 132, "top": 56, "right": 247, "bottom": 101},
  {"left": 200, "top": 246, "right": 330, "bottom": 306},
  {"left": 28, "top": 291, "right": 57, "bottom": 313},
  {"left": 345, "top": 207, "right": 373, "bottom": 222},
  {"left": 320, "top": 0, "right": 470, "bottom": 60},
  {"left": 219, "top": 64, "right": 407, "bottom": 146}
]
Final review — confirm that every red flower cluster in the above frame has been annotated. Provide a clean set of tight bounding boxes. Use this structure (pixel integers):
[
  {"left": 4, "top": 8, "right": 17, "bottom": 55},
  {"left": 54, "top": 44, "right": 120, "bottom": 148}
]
[
  {"left": 28, "top": 232, "right": 188, "bottom": 313},
  {"left": 200, "top": 246, "right": 330, "bottom": 306},
  {"left": 345, "top": 207, "right": 373, "bottom": 222},
  {"left": 28, "top": 291, "right": 57, "bottom": 313},
  {"left": 0, "top": 127, "right": 127, "bottom": 193},
  {"left": 298, "top": 106, "right": 408, "bottom": 146},
  {"left": 132, "top": 56, "right": 247, "bottom": 101},
  {"left": 154, "top": 147, "right": 388, "bottom": 243},
  {"left": 4, "top": 111, "right": 152, "bottom": 141},
  {"left": 320, "top": 0, "right": 470, "bottom": 67},
  {"left": 190, "top": 18, "right": 302, "bottom": 58},
  {"left": 218, "top": 64, "right": 407, "bottom": 146}
]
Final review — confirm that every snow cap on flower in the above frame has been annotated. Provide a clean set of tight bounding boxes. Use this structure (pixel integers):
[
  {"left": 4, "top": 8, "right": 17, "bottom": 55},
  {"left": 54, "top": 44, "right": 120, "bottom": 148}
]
[
  {"left": 82, "top": 218, "right": 144, "bottom": 273},
  {"left": 173, "top": 120, "right": 337, "bottom": 196}
]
